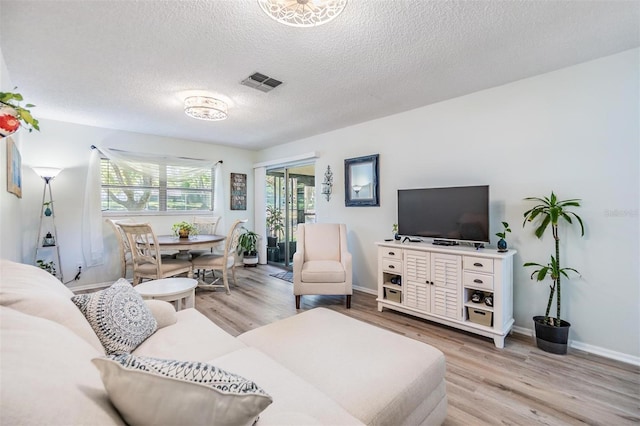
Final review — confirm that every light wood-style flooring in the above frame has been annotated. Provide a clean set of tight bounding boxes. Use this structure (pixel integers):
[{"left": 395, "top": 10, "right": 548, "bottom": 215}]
[{"left": 195, "top": 264, "right": 639, "bottom": 425}]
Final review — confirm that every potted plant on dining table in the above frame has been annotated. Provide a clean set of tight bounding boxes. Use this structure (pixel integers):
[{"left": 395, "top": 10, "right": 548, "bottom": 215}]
[{"left": 172, "top": 221, "right": 198, "bottom": 239}]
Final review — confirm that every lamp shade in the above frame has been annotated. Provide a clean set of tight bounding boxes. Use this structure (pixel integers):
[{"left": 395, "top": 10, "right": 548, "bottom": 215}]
[{"left": 32, "top": 167, "right": 62, "bottom": 180}]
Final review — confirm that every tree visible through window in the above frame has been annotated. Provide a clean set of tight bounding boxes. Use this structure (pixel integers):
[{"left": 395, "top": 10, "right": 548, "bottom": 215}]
[{"left": 100, "top": 158, "right": 214, "bottom": 213}]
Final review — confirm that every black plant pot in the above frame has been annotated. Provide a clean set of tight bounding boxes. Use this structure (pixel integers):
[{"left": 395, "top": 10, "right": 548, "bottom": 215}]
[
  {"left": 533, "top": 316, "right": 571, "bottom": 355},
  {"left": 267, "top": 236, "right": 278, "bottom": 248}
]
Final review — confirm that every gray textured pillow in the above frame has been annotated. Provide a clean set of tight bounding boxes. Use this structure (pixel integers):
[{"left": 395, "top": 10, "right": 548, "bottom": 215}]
[
  {"left": 93, "top": 353, "right": 273, "bottom": 426},
  {"left": 71, "top": 278, "right": 157, "bottom": 354}
]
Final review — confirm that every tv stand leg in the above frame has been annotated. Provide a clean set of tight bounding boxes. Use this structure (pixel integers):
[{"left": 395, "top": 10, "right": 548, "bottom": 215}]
[{"left": 493, "top": 335, "right": 505, "bottom": 349}]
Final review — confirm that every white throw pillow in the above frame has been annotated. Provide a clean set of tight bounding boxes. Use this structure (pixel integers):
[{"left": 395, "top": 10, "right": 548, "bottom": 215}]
[
  {"left": 92, "top": 353, "right": 273, "bottom": 426},
  {"left": 71, "top": 278, "right": 157, "bottom": 354}
]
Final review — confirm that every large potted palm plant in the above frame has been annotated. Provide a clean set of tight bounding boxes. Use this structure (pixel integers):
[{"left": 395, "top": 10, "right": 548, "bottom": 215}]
[{"left": 523, "top": 192, "right": 584, "bottom": 354}]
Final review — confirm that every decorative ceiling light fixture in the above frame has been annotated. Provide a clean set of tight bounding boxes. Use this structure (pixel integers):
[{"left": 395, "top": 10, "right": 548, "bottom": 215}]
[
  {"left": 184, "top": 96, "right": 228, "bottom": 121},
  {"left": 257, "top": 0, "right": 347, "bottom": 28}
]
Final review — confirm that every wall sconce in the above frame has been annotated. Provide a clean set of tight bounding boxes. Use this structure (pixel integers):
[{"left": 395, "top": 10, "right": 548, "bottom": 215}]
[
  {"left": 352, "top": 184, "right": 362, "bottom": 195},
  {"left": 321, "top": 165, "right": 333, "bottom": 201}
]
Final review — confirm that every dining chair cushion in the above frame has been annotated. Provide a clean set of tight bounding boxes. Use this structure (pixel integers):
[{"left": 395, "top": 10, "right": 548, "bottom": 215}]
[
  {"left": 136, "top": 258, "right": 192, "bottom": 275},
  {"left": 301, "top": 260, "right": 346, "bottom": 283},
  {"left": 93, "top": 353, "right": 272, "bottom": 426},
  {"left": 191, "top": 253, "right": 233, "bottom": 270},
  {"left": 71, "top": 279, "right": 157, "bottom": 355}
]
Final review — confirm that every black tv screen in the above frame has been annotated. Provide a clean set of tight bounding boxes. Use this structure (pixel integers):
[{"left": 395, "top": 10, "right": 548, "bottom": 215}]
[{"left": 397, "top": 185, "right": 489, "bottom": 243}]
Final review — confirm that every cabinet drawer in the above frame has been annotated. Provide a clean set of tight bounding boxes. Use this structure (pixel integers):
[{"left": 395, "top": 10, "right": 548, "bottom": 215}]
[
  {"left": 381, "top": 247, "right": 402, "bottom": 260},
  {"left": 463, "top": 271, "right": 494, "bottom": 290},
  {"left": 382, "top": 259, "right": 402, "bottom": 273},
  {"left": 463, "top": 256, "right": 494, "bottom": 273}
]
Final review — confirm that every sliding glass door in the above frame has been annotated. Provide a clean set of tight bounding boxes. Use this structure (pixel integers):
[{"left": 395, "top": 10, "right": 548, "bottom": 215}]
[{"left": 265, "top": 163, "right": 315, "bottom": 269}]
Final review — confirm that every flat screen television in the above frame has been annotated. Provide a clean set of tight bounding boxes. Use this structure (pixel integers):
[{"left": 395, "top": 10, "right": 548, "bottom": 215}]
[{"left": 397, "top": 185, "right": 489, "bottom": 244}]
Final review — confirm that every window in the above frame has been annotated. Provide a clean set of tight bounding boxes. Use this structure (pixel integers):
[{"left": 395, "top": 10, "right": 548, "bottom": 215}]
[{"left": 100, "top": 157, "right": 214, "bottom": 213}]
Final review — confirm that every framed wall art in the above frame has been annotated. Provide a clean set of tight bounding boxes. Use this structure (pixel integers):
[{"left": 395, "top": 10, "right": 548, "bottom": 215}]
[
  {"left": 230, "top": 172, "right": 247, "bottom": 210},
  {"left": 345, "top": 154, "right": 379, "bottom": 207},
  {"left": 6, "top": 137, "right": 22, "bottom": 198}
]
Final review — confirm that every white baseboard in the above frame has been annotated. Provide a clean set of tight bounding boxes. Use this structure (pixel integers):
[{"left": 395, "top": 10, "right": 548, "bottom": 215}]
[
  {"left": 353, "top": 284, "right": 377, "bottom": 296},
  {"left": 511, "top": 325, "right": 640, "bottom": 366},
  {"left": 68, "top": 280, "right": 126, "bottom": 292}
]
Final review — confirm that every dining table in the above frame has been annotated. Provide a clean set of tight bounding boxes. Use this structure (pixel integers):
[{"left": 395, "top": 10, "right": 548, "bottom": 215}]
[{"left": 155, "top": 234, "right": 225, "bottom": 260}]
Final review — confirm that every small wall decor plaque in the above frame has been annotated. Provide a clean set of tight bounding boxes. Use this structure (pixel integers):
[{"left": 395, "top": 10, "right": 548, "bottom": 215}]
[{"left": 230, "top": 172, "right": 247, "bottom": 210}]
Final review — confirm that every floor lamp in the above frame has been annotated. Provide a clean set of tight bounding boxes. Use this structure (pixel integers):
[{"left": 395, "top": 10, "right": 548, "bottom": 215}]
[{"left": 32, "top": 167, "right": 63, "bottom": 281}]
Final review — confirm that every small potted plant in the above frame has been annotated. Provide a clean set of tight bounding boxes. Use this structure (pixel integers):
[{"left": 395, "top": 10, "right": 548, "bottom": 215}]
[
  {"left": 392, "top": 223, "right": 400, "bottom": 240},
  {"left": 172, "top": 221, "right": 198, "bottom": 239},
  {"left": 266, "top": 205, "right": 284, "bottom": 247},
  {"left": 36, "top": 259, "right": 56, "bottom": 276},
  {"left": 238, "top": 228, "right": 260, "bottom": 266},
  {"left": 523, "top": 192, "right": 584, "bottom": 355},
  {"left": 495, "top": 221, "right": 511, "bottom": 252},
  {"left": 0, "top": 90, "right": 40, "bottom": 137}
]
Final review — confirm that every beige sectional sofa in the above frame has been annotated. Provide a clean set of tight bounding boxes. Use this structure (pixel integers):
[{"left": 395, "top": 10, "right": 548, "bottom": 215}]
[{"left": 0, "top": 259, "right": 447, "bottom": 425}]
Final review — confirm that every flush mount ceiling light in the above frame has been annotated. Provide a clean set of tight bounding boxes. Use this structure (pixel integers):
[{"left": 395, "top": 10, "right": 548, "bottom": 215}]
[
  {"left": 257, "top": 0, "right": 347, "bottom": 28},
  {"left": 184, "top": 96, "right": 228, "bottom": 121}
]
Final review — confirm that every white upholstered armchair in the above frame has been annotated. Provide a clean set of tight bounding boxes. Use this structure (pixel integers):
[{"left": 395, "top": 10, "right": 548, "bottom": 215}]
[{"left": 293, "top": 223, "right": 352, "bottom": 309}]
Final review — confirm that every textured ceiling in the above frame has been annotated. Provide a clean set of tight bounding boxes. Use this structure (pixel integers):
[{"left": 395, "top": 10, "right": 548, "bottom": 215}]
[{"left": 1, "top": 1, "right": 638, "bottom": 150}]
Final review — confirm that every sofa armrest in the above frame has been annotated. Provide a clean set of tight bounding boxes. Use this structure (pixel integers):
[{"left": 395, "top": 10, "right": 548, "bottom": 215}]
[{"left": 144, "top": 300, "right": 177, "bottom": 329}]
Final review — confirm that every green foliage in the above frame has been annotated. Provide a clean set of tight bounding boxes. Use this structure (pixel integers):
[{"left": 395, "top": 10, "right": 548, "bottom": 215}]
[
  {"left": 495, "top": 221, "right": 511, "bottom": 239},
  {"left": 171, "top": 221, "right": 198, "bottom": 236},
  {"left": 238, "top": 228, "right": 260, "bottom": 254},
  {"left": 0, "top": 90, "right": 40, "bottom": 132},
  {"left": 266, "top": 205, "right": 284, "bottom": 239},
  {"left": 523, "top": 191, "right": 584, "bottom": 326},
  {"left": 36, "top": 259, "right": 56, "bottom": 275},
  {"left": 392, "top": 223, "right": 398, "bottom": 234}
]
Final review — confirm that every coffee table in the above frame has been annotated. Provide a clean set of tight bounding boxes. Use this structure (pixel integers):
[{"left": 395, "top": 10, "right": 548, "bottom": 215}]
[{"left": 135, "top": 278, "right": 197, "bottom": 310}]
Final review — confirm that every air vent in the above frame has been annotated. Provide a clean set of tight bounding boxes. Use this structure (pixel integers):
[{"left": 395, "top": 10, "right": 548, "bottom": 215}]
[{"left": 241, "top": 72, "right": 283, "bottom": 93}]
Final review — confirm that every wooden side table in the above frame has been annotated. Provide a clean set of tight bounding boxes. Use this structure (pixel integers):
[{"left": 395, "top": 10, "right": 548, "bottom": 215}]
[{"left": 135, "top": 278, "right": 197, "bottom": 310}]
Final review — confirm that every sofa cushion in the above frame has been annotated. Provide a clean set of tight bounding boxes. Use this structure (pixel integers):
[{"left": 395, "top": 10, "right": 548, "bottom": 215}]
[
  {"left": 133, "top": 308, "right": 248, "bottom": 361},
  {"left": 238, "top": 308, "right": 447, "bottom": 425},
  {"left": 0, "top": 306, "right": 125, "bottom": 425},
  {"left": 211, "top": 347, "right": 364, "bottom": 425},
  {"left": 301, "top": 260, "right": 346, "bottom": 283},
  {"left": 144, "top": 299, "right": 177, "bottom": 329},
  {"left": 303, "top": 223, "right": 341, "bottom": 261},
  {"left": 93, "top": 353, "right": 273, "bottom": 426},
  {"left": 0, "top": 259, "right": 104, "bottom": 352},
  {"left": 72, "top": 278, "right": 157, "bottom": 355}
]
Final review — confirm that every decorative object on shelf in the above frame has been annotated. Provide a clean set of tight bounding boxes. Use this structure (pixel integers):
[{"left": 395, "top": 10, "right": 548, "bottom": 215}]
[
  {"left": 33, "top": 166, "right": 64, "bottom": 281},
  {"left": 42, "top": 232, "right": 56, "bottom": 247},
  {"left": 266, "top": 205, "right": 284, "bottom": 247},
  {"left": 257, "top": 0, "right": 348, "bottom": 27},
  {"left": 495, "top": 221, "right": 511, "bottom": 252},
  {"left": 0, "top": 90, "right": 40, "bottom": 136},
  {"left": 172, "top": 221, "right": 198, "bottom": 239},
  {"left": 392, "top": 223, "right": 400, "bottom": 240},
  {"left": 6, "top": 137, "right": 22, "bottom": 198},
  {"left": 43, "top": 201, "right": 53, "bottom": 216},
  {"left": 345, "top": 154, "right": 379, "bottom": 207},
  {"left": 523, "top": 192, "right": 584, "bottom": 355},
  {"left": 238, "top": 228, "right": 260, "bottom": 266},
  {"left": 184, "top": 96, "right": 228, "bottom": 121},
  {"left": 321, "top": 165, "right": 333, "bottom": 201},
  {"left": 36, "top": 259, "right": 56, "bottom": 275},
  {"left": 230, "top": 172, "right": 247, "bottom": 210}
]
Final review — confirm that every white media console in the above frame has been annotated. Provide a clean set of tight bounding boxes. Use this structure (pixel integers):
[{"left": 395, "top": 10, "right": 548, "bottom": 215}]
[{"left": 376, "top": 241, "right": 516, "bottom": 348}]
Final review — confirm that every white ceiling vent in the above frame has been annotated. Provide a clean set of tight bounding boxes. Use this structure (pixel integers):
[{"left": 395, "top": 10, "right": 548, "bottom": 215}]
[{"left": 241, "top": 72, "right": 283, "bottom": 93}]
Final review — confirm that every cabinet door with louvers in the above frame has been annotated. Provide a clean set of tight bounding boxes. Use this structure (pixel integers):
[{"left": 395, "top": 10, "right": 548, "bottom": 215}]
[
  {"left": 404, "top": 250, "right": 430, "bottom": 311},
  {"left": 430, "top": 253, "right": 462, "bottom": 319}
]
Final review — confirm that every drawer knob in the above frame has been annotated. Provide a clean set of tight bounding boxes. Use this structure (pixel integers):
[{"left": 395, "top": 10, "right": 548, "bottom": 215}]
[
  {"left": 388, "top": 265, "right": 395, "bottom": 269},
  {"left": 388, "top": 251, "right": 395, "bottom": 255},
  {"left": 474, "top": 279, "right": 483, "bottom": 284},
  {"left": 473, "top": 262, "right": 483, "bottom": 267}
]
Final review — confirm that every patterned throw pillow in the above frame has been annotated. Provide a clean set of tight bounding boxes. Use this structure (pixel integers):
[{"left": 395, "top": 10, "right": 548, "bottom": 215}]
[
  {"left": 92, "top": 353, "right": 273, "bottom": 426},
  {"left": 71, "top": 279, "right": 157, "bottom": 355}
]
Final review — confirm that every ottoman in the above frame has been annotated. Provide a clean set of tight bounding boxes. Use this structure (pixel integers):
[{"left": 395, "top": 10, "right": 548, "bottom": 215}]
[{"left": 238, "top": 308, "right": 447, "bottom": 425}]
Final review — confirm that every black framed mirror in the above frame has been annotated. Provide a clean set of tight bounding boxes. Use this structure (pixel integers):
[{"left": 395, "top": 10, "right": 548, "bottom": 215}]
[{"left": 344, "top": 154, "right": 379, "bottom": 207}]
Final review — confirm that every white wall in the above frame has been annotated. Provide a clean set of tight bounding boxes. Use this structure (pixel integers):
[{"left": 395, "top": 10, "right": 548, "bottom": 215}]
[
  {"left": 0, "top": 47, "right": 24, "bottom": 262},
  {"left": 256, "top": 49, "right": 640, "bottom": 359},
  {"left": 18, "top": 119, "right": 257, "bottom": 286}
]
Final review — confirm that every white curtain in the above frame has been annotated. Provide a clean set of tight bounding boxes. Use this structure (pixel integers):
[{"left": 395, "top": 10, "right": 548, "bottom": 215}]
[
  {"left": 213, "top": 162, "right": 225, "bottom": 234},
  {"left": 82, "top": 149, "right": 104, "bottom": 267}
]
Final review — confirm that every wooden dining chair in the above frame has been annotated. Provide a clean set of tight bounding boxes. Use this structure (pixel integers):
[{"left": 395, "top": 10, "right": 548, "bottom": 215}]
[
  {"left": 191, "top": 219, "right": 246, "bottom": 294},
  {"left": 190, "top": 216, "right": 222, "bottom": 259},
  {"left": 118, "top": 222, "right": 193, "bottom": 285},
  {"left": 105, "top": 218, "right": 134, "bottom": 279}
]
